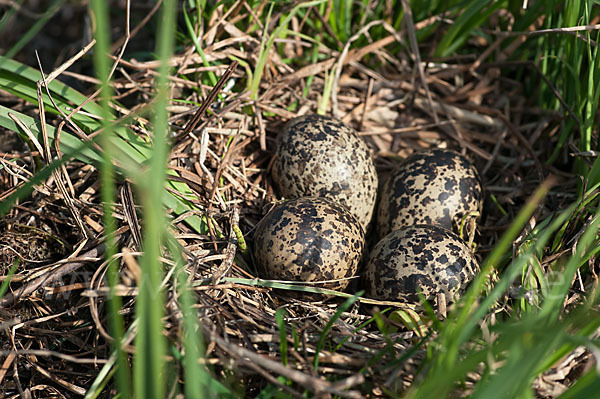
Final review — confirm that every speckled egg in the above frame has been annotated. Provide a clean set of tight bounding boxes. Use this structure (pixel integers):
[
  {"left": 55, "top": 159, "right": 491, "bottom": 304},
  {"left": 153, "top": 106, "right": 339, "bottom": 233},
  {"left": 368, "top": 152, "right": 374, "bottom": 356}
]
[
  {"left": 272, "top": 114, "right": 378, "bottom": 230},
  {"left": 253, "top": 197, "right": 365, "bottom": 290},
  {"left": 365, "top": 225, "right": 479, "bottom": 305},
  {"left": 377, "top": 149, "right": 482, "bottom": 239}
]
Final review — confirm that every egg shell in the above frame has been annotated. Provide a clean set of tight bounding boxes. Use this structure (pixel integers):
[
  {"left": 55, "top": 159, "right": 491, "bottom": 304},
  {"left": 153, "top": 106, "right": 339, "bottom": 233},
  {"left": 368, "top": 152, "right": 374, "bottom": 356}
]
[
  {"left": 377, "top": 148, "right": 482, "bottom": 239},
  {"left": 272, "top": 114, "right": 378, "bottom": 230},
  {"left": 253, "top": 197, "right": 365, "bottom": 290},
  {"left": 365, "top": 224, "right": 479, "bottom": 305}
]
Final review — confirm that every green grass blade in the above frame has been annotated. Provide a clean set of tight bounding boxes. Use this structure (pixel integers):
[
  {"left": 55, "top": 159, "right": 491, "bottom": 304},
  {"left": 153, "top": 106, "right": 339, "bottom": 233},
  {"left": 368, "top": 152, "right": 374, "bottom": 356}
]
[
  {"left": 133, "top": 0, "right": 176, "bottom": 396},
  {"left": 275, "top": 307, "right": 289, "bottom": 367},
  {"left": 313, "top": 291, "right": 362, "bottom": 370},
  {"left": 558, "top": 366, "right": 600, "bottom": 399},
  {"left": 435, "top": 0, "right": 507, "bottom": 57},
  {"left": 450, "top": 179, "right": 556, "bottom": 351},
  {"left": 408, "top": 179, "right": 558, "bottom": 397},
  {"left": 472, "top": 308, "right": 600, "bottom": 398},
  {"left": 541, "top": 218, "right": 600, "bottom": 320},
  {"left": 0, "top": 0, "right": 23, "bottom": 34},
  {"left": 329, "top": 0, "right": 352, "bottom": 44},
  {"left": 0, "top": 261, "right": 18, "bottom": 299},
  {"left": 89, "top": 0, "right": 131, "bottom": 396},
  {"left": 182, "top": 3, "right": 218, "bottom": 87},
  {"left": 173, "top": 258, "right": 204, "bottom": 397},
  {"left": 168, "top": 236, "right": 236, "bottom": 398},
  {"left": 169, "top": 236, "right": 205, "bottom": 398}
]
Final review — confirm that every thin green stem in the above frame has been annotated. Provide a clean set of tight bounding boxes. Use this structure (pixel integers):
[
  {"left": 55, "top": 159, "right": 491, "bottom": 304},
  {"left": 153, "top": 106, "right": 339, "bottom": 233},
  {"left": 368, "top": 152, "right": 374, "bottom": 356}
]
[
  {"left": 89, "top": 0, "right": 131, "bottom": 397},
  {"left": 133, "top": 0, "right": 176, "bottom": 397}
]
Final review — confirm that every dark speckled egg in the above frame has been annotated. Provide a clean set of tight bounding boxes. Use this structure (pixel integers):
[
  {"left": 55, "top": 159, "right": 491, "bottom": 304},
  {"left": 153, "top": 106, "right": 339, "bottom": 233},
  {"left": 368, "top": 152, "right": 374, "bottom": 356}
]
[
  {"left": 272, "top": 114, "right": 378, "bottom": 230},
  {"left": 253, "top": 197, "right": 365, "bottom": 290},
  {"left": 377, "top": 149, "right": 482, "bottom": 239},
  {"left": 365, "top": 225, "right": 479, "bottom": 305}
]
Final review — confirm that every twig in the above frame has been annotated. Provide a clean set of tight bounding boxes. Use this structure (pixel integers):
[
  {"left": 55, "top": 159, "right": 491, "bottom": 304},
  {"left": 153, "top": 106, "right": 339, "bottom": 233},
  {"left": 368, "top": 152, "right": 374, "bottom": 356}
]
[
  {"left": 28, "top": 358, "right": 87, "bottom": 395},
  {"left": 484, "top": 23, "right": 600, "bottom": 37},
  {"left": 400, "top": 0, "right": 438, "bottom": 123},
  {"left": 0, "top": 243, "right": 105, "bottom": 307},
  {"left": 0, "top": 349, "right": 109, "bottom": 365},
  {"left": 180, "top": 59, "right": 239, "bottom": 137},
  {"left": 211, "top": 207, "right": 240, "bottom": 284}
]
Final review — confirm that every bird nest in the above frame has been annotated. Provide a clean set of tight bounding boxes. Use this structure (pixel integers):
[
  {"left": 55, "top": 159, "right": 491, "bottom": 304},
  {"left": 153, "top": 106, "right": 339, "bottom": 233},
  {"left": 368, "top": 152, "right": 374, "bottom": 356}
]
[{"left": 0, "top": 3, "right": 588, "bottom": 398}]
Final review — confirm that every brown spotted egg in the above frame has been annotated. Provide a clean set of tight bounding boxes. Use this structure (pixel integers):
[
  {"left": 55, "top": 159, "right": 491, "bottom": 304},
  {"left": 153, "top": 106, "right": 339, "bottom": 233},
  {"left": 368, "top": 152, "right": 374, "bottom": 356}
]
[
  {"left": 377, "top": 149, "right": 482, "bottom": 239},
  {"left": 253, "top": 197, "right": 365, "bottom": 291},
  {"left": 272, "top": 114, "right": 378, "bottom": 230},
  {"left": 365, "top": 225, "right": 479, "bottom": 305}
]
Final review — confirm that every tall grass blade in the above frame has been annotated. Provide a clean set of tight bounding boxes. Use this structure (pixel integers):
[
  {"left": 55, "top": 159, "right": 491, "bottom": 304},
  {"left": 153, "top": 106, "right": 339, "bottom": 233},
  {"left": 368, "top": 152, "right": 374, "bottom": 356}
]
[
  {"left": 0, "top": 261, "right": 18, "bottom": 299},
  {"left": 329, "top": 0, "right": 352, "bottom": 44},
  {"left": 435, "top": 0, "right": 506, "bottom": 57},
  {"left": 88, "top": 0, "right": 131, "bottom": 396},
  {"left": 0, "top": 0, "right": 23, "bottom": 35},
  {"left": 409, "top": 178, "right": 558, "bottom": 397},
  {"left": 182, "top": 3, "right": 218, "bottom": 87},
  {"left": 558, "top": 367, "right": 600, "bottom": 399},
  {"left": 275, "top": 308, "right": 289, "bottom": 367},
  {"left": 133, "top": 0, "right": 176, "bottom": 397}
]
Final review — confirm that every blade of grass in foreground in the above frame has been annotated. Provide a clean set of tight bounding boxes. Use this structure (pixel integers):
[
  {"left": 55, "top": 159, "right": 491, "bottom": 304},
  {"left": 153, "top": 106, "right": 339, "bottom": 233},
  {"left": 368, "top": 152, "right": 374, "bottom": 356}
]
[
  {"left": 171, "top": 237, "right": 205, "bottom": 399},
  {"left": 275, "top": 308, "right": 289, "bottom": 367},
  {"left": 133, "top": 0, "right": 176, "bottom": 397},
  {"left": 409, "top": 174, "right": 600, "bottom": 397},
  {"left": 0, "top": 0, "right": 22, "bottom": 36},
  {"left": 89, "top": 0, "right": 131, "bottom": 397},
  {"left": 471, "top": 312, "right": 600, "bottom": 398},
  {"left": 559, "top": 365, "right": 600, "bottom": 398},
  {"left": 447, "top": 178, "right": 557, "bottom": 358}
]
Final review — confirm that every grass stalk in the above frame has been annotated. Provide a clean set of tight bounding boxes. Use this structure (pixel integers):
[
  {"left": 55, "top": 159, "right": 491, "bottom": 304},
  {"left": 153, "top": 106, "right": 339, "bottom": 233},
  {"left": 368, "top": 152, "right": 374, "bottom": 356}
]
[
  {"left": 133, "top": 0, "right": 176, "bottom": 397},
  {"left": 88, "top": 0, "right": 131, "bottom": 396}
]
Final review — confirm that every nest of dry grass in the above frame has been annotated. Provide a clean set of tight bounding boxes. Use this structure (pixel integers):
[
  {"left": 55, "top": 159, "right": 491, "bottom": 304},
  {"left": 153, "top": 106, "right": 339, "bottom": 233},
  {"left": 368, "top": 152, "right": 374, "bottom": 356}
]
[{"left": 0, "top": 2, "right": 589, "bottom": 398}]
